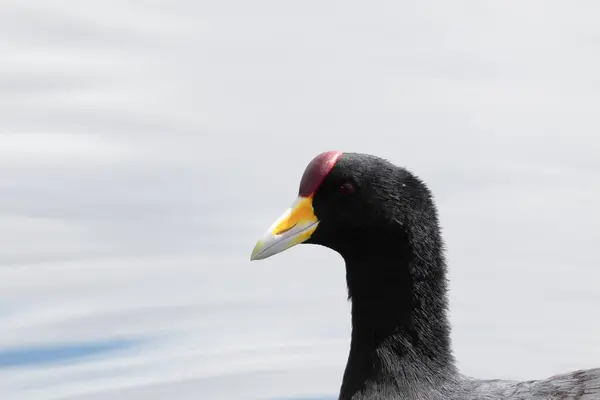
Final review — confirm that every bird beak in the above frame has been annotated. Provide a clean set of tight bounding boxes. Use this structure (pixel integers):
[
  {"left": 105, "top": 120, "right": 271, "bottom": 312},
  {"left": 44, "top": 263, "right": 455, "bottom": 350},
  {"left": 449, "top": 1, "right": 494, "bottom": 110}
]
[{"left": 250, "top": 196, "right": 319, "bottom": 261}]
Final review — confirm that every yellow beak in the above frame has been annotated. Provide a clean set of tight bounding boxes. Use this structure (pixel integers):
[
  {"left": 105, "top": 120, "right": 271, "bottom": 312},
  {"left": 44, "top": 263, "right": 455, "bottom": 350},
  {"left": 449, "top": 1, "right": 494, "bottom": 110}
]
[{"left": 250, "top": 196, "right": 319, "bottom": 261}]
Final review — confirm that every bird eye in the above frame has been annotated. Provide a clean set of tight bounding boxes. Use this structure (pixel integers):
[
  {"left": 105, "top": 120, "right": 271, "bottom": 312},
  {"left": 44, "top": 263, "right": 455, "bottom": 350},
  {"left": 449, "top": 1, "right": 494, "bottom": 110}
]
[{"left": 339, "top": 182, "right": 355, "bottom": 195}]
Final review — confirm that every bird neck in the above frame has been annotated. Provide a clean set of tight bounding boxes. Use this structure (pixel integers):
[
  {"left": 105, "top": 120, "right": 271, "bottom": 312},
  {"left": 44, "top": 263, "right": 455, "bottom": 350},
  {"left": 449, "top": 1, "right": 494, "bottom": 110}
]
[{"left": 339, "top": 227, "right": 457, "bottom": 399}]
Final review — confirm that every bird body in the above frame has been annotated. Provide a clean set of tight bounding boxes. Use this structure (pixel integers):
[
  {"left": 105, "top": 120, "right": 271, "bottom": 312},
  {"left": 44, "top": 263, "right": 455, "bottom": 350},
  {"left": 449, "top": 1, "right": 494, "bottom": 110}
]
[
  {"left": 250, "top": 151, "right": 600, "bottom": 400},
  {"left": 338, "top": 371, "right": 600, "bottom": 400}
]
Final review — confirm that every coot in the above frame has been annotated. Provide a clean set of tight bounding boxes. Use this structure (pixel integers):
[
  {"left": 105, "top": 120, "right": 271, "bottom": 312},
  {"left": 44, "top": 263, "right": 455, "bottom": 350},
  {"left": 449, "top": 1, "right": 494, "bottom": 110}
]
[{"left": 250, "top": 151, "right": 599, "bottom": 400}]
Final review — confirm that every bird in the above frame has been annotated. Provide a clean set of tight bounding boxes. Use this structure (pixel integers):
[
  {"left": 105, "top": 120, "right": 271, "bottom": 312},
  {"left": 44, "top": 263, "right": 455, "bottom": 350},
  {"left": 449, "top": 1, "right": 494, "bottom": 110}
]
[{"left": 250, "top": 151, "right": 600, "bottom": 400}]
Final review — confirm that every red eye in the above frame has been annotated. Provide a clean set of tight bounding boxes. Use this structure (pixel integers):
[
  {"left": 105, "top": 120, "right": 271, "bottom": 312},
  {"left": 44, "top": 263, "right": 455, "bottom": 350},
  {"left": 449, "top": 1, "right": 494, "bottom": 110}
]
[{"left": 339, "top": 182, "right": 355, "bottom": 195}]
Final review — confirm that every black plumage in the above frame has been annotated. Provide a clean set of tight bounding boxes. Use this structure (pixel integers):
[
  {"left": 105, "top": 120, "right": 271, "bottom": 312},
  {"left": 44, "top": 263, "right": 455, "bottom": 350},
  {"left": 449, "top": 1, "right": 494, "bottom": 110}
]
[{"left": 253, "top": 152, "right": 600, "bottom": 400}]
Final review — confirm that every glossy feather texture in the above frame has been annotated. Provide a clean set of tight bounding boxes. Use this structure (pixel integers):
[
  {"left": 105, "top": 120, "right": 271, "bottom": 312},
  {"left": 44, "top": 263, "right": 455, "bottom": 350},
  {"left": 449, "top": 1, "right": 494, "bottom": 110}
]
[{"left": 301, "top": 153, "right": 600, "bottom": 400}]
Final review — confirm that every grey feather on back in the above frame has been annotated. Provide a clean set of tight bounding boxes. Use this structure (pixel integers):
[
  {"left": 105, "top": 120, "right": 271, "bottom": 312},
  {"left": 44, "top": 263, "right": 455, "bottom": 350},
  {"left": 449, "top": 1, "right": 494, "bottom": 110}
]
[{"left": 459, "top": 368, "right": 600, "bottom": 400}]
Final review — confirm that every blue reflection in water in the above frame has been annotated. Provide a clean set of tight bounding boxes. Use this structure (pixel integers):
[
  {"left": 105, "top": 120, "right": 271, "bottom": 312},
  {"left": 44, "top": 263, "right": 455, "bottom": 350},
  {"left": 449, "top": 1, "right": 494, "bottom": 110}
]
[{"left": 0, "top": 339, "right": 138, "bottom": 369}]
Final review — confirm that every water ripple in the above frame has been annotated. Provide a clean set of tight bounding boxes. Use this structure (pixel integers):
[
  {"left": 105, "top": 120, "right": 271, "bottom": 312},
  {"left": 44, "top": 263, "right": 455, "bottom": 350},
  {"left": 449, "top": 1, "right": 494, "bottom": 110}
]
[{"left": 0, "top": 339, "right": 139, "bottom": 369}]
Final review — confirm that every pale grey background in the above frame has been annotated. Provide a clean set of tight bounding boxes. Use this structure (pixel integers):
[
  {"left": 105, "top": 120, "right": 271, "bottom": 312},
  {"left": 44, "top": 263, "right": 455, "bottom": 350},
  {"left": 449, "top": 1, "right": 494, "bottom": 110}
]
[{"left": 0, "top": 1, "right": 599, "bottom": 399}]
